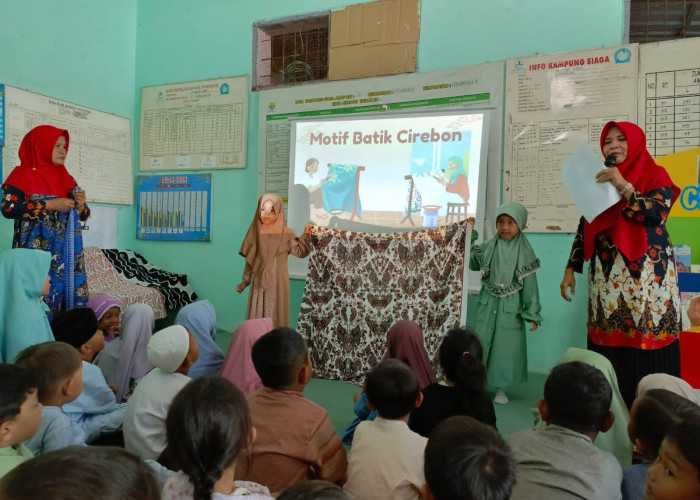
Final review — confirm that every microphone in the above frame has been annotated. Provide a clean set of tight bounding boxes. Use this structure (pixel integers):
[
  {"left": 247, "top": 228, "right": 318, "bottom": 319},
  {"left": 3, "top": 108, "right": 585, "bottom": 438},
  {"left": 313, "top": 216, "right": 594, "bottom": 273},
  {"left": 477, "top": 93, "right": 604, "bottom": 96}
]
[{"left": 604, "top": 154, "right": 616, "bottom": 167}]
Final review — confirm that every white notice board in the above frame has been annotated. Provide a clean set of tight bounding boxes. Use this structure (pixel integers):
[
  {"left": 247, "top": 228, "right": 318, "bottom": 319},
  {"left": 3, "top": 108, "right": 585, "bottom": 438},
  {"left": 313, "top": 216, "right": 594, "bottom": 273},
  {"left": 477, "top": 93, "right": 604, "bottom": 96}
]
[
  {"left": 0, "top": 85, "right": 133, "bottom": 205},
  {"left": 504, "top": 45, "right": 638, "bottom": 233},
  {"left": 638, "top": 38, "right": 700, "bottom": 158},
  {"left": 258, "top": 62, "right": 504, "bottom": 292},
  {"left": 258, "top": 62, "right": 504, "bottom": 235},
  {"left": 140, "top": 76, "right": 249, "bottom": 171}
]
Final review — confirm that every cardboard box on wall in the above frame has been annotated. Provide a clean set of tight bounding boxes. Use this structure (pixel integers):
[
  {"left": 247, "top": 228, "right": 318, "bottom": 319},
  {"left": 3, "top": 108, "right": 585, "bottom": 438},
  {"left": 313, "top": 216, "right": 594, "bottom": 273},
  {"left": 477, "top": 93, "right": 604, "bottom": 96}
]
[
  {"left": 329, "top": 0, "right": 420, "bottom": 81},
  {"left": 329, "top": 43, "right": 417, "bottom": 80}
]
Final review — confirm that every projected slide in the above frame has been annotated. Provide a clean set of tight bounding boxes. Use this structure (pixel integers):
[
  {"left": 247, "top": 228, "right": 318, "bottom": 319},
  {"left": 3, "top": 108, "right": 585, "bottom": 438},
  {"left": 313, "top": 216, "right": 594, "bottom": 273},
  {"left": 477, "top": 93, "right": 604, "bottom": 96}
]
[{"left": 290, "top": 112, "right": 485, "bottom": 229}]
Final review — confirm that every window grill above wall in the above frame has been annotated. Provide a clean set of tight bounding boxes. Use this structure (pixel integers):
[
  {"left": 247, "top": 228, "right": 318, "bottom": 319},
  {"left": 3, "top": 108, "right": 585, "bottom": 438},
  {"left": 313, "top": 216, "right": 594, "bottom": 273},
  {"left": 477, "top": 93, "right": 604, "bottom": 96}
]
[
  {"left": 253, "top": 13, "right": 330, "bottom": 91},
  {"left": 628, "top": 0, "right": 700, "bottom": 42}
]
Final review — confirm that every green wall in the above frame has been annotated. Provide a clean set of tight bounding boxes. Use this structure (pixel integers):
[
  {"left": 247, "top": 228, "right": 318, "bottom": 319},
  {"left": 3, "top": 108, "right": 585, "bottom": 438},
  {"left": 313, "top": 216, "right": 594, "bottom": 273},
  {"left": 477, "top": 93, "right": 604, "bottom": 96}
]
[
  {"left": 3, "top": 0, "right": 645, "bottom": 374},
  {"left": 0, "top": 0, "right": 138, "bottom": 249},
  {"left": 668, "top": 218, "right": 700, "bottom": 265}
]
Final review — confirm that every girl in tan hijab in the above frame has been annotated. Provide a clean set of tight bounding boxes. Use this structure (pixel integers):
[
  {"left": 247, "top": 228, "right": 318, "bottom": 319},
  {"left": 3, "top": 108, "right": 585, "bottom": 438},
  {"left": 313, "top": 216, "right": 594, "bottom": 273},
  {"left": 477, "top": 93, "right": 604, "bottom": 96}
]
[{"left": 237, "top": 194, "right": 311, "bottom": 328}]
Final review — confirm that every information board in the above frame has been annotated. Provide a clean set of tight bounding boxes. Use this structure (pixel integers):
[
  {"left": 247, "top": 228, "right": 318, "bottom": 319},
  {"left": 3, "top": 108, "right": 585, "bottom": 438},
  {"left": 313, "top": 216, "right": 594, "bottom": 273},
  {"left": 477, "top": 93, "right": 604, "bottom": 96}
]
[
  {"left": 140, "top": 76, "right": 248, "bottom": 171},
  {"left": 0, "top": 85, "right": 132, "bottom": 205},
  {"left": 638, "top": 38, "right": 700, "bottom": 157},
  {"left": 504, "top": 45, "right": 638, "bottom": 233}
]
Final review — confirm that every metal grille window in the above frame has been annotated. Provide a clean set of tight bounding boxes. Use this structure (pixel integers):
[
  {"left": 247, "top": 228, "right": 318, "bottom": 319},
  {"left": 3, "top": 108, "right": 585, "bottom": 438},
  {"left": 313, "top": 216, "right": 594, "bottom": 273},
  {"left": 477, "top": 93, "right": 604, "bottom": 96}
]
[
  {"left": 253, "top": 14, "right": 330, "bottom": 91},
  {"left": 628, "top": 0, "right": 700, "bottom": 42}
]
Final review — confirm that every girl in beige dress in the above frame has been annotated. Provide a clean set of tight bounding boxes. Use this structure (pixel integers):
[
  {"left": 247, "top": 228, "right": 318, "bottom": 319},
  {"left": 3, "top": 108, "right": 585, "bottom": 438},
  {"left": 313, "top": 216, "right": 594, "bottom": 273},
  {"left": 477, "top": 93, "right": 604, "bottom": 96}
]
[{"left": 237, "top": 193, "right": 311, "bottom": 328}]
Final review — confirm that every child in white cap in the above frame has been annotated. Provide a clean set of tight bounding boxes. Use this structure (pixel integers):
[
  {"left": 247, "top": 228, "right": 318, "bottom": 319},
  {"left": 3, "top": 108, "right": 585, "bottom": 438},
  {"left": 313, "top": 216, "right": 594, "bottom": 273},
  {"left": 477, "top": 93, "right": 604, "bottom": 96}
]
[{"left": 123, "top": 325, "right": 199, "bottom": 460}]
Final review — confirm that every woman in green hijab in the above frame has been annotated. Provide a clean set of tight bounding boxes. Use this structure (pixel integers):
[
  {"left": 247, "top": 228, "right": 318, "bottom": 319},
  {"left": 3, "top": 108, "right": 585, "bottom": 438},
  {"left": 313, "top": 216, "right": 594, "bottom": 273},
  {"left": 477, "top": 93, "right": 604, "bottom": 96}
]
[
  {"left": 0, "top": 248, "right": 54, "bottom": 363},
  {"left": 470, "top": 202, "right": 542, "bottom": 404}
]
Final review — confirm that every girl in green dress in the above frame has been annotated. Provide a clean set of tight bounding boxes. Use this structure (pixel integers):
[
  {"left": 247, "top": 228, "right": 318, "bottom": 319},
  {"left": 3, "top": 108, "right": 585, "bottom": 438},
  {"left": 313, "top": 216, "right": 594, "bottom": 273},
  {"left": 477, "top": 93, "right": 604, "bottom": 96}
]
[{"left": 470, "top": 202, "right": 542, "bottom": 404}]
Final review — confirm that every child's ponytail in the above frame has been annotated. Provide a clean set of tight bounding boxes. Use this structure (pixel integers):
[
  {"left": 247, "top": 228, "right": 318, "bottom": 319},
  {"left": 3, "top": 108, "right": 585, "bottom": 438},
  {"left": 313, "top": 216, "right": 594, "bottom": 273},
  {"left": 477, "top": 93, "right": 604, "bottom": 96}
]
[
  {"left": 190, "top": 465, "right": 220, "bottom": 500},
  {"left": 439, "top": 327, "right": 489, "bottom": 419},
  {"left": 164, "top": 376, "right": 252, "bottom": 500},
  {"left": 454, "top": 349, "right": 487, "bottom": 395}
]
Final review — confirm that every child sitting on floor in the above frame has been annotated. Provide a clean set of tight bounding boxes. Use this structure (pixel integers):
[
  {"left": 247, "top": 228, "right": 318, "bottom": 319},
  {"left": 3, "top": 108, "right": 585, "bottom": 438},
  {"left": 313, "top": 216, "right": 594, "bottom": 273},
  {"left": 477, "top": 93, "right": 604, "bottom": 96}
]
[
  {"left": 278, "top": 480, "right": 349, "bottom": 500},
  {"left": 124, "top": 325, "right": 198, "bottom": 460},
  {"left": 174, "top": 300, "right": 224, "bottom": 379},
  {"left": 645, "top": 418, "right": 700, "bottom": 500},
  {"left": 342, "top": 320, "right": 436, "bottom": 446},
  {"left": 507, "top": 361, "right": 621, "bottom": 499},
  {"left": 220, "top": 317, "right": 273, "bottom": 396},
  {"left": 0, "top": 248, "right": 53, "bottom": 364},
  {"left": 0, "top": 364, "right": 41, "bottom": 479},
  {"left": 87, "top": 294, "right": 122, "bottom": 342},
  {"left": 558, "top": 347, "right": 633, "bottom": 467},
  {"left": 623, "top": 388, "right": 700, "bottom": 500},
  {"left": 14, "top": 342, "right": 85, "bottom": 454},
  {"left": 637, "top": 373, "right": 699, "bottom": 403},
  {"left": 423, "top": 416, "right": 515, "bottom": 500},
  {"left": 95, "top": 303, "right": 155, "bottom": 403},
  {"left": 409, "top": 326, "right": 495, "bottom": 438},
  {"left": 50, "top": 308, "right": 127, "bottom": 443},
  {"left": 236, "top": 327, "right": 347, "bottom": 494},
  {"left": 343, "top": 359, "right": 427, "bottom": 500},
  {"left": 0, "top": 445, "right": 160, "bottom": 500},
  {"left": 161, "top": 376, "right": 273, "bottom": 500}
]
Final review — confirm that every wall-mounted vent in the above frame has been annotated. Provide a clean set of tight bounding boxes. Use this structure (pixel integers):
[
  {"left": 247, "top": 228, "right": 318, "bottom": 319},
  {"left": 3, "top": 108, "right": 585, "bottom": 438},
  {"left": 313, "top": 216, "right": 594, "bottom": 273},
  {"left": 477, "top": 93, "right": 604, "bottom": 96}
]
[{"left": 253, "top": 13, "right": 330, "bottom": 91}]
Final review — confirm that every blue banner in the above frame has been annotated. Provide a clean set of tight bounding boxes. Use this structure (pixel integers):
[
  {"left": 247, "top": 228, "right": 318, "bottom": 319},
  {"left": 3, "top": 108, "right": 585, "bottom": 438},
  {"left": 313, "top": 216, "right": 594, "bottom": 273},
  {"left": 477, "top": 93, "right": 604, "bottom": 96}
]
[{"left": 136, "top": 174, "right": 212, "bottom": 241}]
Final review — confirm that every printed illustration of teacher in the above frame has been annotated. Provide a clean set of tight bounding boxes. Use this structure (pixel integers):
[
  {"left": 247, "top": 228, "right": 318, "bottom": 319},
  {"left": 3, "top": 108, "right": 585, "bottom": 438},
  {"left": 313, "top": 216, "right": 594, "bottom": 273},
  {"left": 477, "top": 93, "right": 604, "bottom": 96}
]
[{"left": 436, "top": 155, "right": 470, "bottom": 204}]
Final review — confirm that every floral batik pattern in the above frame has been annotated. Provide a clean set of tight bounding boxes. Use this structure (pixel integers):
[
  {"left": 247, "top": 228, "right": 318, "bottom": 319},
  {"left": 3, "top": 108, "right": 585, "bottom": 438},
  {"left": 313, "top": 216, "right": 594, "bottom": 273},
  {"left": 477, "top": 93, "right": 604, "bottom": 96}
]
[
  {"left": 298, "top": 220, "right": 468, "bottom": 383},
  {"left": 567, "top": 186, "right": 680, "bottom": 349},
  {"left": 2, "top": 184, "right": 89, "bottom": 321}
]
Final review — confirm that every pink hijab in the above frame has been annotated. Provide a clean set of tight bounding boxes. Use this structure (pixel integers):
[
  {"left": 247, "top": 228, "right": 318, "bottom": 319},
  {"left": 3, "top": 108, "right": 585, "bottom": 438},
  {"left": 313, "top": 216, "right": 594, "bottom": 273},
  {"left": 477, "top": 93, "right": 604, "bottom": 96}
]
[
  {"left": 220, "top": 318, "right": 274, "bottom": 395},
  {"left": 385, "top": 320, "right": 437, "bottom": 389}
]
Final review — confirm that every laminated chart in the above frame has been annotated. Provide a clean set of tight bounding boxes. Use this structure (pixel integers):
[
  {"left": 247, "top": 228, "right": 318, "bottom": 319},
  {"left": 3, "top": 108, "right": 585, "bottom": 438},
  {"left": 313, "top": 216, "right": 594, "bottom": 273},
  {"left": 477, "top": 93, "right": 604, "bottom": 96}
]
[
  {"left": 140, "top": 76, "right": 248, "bottom": 170},
  {"left": 0, "top": 85, "right": 132, "bottom": 205},
  {"left": 136, "top": 174, "right": 212, "bottom": 242},
  {"left": 639, "top": 38, "right": 700, "bottom": 157},
  {"left": 504, "top": 45, "right": 638, "bottom": 233}
]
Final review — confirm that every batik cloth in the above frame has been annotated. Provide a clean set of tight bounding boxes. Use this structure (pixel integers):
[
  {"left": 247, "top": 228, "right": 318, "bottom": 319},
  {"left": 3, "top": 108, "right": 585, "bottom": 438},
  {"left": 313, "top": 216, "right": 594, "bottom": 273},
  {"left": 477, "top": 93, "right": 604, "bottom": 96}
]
[{"left": 298, "top": 221, "right": 468, "bottom": 383}]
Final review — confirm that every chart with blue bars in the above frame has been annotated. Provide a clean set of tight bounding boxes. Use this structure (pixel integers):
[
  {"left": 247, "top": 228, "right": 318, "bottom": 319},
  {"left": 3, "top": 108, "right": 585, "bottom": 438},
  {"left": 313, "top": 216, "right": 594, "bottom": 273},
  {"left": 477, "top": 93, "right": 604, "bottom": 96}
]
[{"left": 137, "top": 173, "right": 212, "bottom": 241}]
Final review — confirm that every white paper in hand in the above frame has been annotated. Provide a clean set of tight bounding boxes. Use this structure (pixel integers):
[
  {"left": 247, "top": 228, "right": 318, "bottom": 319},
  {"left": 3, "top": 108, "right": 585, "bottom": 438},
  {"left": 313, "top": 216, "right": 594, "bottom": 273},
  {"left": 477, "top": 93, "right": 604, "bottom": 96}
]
[{"left": 562, "top": 144, "right": 622, "bottom": 223}]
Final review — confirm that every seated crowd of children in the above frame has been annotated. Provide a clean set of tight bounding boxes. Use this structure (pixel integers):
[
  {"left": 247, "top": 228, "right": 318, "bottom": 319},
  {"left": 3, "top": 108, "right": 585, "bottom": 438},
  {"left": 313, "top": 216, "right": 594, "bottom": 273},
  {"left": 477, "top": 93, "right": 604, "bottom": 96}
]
[
  {"left": 1, "top": 305, "right": 699, "bottom": 499},
  {"left": 1, "top": 245, "right": 699, "bottom": 499}
]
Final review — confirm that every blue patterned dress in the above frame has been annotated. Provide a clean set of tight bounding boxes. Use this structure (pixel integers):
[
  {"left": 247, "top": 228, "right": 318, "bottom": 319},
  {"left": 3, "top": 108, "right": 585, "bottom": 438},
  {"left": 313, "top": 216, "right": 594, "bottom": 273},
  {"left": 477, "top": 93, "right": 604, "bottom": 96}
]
[{"left": 2, "top": 183, "right": 90, "bottom": 321}]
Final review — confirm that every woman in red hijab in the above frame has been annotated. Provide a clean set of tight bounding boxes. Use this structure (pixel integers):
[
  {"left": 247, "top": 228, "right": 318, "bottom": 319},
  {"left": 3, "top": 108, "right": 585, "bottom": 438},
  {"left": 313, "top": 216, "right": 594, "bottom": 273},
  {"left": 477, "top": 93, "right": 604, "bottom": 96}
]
[
  {"left": 1, "top": 125, "right": 90, "bottom": 321},
  {"left": 560, "top": 121, "right": 681, "bottom": 408}
]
